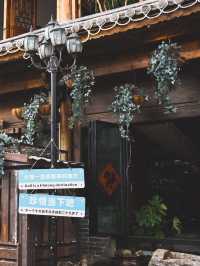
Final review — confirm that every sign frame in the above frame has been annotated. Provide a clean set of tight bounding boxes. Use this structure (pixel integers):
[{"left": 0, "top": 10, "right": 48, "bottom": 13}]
[
  {"left": 18, "top": 193, "right": 85, "bottom": 218},
  {"left": 18, "top": 168, "right": 85, "bottom": 190}
]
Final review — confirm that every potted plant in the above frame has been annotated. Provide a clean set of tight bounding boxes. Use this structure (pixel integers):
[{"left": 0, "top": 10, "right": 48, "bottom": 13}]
[
  {"left": 110, "top": 83, "right": 141, "bottom": 140},
  {"left": 135, "top": 195, "right": 167, "bottom": 239},
  {"left": 68, "top": 65, "right": 95, "bottom": 128},
  {"left": 134, "top": 195, "right": 182, "bottom": 239},
  {"left": 147, "top": 41, "right": 182, "bottom": 114},
  {"left": 21, "top": 93, "right": 48, "bottom": 145},
  {"left": 0, "top": 132, "right": 21, "bottom": 176}
]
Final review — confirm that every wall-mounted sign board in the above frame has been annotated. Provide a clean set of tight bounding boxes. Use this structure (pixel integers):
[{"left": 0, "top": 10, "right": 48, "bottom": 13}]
[
  {"left": 19, "top": 193, "right": 85, "bottom": 218},
  {"left": 18, "top": 168, "right": 85, "bottom": 190}
]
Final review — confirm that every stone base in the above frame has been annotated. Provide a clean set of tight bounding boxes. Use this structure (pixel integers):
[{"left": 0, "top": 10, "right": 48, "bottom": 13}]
[{"left": 149, "top": 249, "right": 200, "bottom": 266}]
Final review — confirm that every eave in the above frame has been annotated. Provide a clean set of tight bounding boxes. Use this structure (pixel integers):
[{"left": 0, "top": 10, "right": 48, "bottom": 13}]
[{"left": 0, "top": 0, "right": 199, "bottom": 63}]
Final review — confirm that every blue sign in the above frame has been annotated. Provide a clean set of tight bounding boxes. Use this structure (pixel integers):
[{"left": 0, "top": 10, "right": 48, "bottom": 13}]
[
  {"left": 18, "top": 168, "right": 85, "bottom": 190},
  {"left": 19, "top": 193, "right": 85, "bottom": 217}
]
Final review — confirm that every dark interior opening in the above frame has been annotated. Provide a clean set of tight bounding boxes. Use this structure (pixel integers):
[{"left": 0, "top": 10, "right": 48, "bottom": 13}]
[{"left": 133, "top": 117, "right": 200, "bottom": 239}]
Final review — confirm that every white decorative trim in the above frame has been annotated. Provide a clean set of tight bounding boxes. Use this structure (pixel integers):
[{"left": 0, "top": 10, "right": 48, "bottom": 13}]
[{"left": 0, "top": 0, "right": 199, "bottom": 57}]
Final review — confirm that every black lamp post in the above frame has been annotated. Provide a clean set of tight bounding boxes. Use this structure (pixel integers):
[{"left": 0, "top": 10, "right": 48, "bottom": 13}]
[
  {"left": 24, "top": 17, "right": 83, "bottom": 168},
  {"left": 23, "top": 18, "right": 83, "bottom": 266}
]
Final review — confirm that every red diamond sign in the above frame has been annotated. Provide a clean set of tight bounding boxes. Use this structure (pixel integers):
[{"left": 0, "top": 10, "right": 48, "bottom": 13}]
[{"left": 98, "top": 163, "right": 122, "bottom": 196}]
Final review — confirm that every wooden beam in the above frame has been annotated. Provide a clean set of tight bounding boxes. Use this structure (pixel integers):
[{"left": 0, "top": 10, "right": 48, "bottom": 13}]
[
  {"left": 90, "top": 40, "right": 200, "bottom": 76},
  {"left": 5, "top": 153, "right": 28, "bottom": 163},
  {"left": 86, "top": 101, "right": 200, "bottom": 124},
  {"left": 0, "top": 73, "right": 47, "bottom": 94},
  {"left": 0, "top": 52, "right": 23, "bottom": 64}
]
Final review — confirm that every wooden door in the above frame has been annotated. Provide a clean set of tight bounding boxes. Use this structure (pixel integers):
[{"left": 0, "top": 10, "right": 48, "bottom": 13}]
[{"left": 81, "top": 121, "right": 131, "bottom": 238}]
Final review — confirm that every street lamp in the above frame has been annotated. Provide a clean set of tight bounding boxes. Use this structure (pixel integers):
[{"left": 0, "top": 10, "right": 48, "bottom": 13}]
[
  {"left": 24, "top": 18, "right": 82, "bottom": 168},
  {"left": 23, "top": 18, "right": 82, "bottom": 266}
]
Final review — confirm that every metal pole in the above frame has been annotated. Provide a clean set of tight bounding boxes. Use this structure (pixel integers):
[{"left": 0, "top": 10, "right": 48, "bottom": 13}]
[
  {"left": 49, "top": 66, "right": 57, "bottom": 266},
  {"left": 51, "top": 69, "right": 57, "bottom": 168}
]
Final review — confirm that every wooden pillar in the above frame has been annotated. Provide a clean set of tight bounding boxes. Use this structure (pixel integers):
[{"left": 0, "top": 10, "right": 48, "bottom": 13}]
[
  {"left": 9, "top": 171, "right": 18, "bottom": 243},
  {"left": 57, "top": 0, "right": 81, "bottom": 22},
  {"left": 59, "top": 99, "right": 72, "bottom": 161},
  {"left": 72, "top": 0, "right": 81, "bottom": 19},
  {"left": 57, "top": 0, "right": 72, "bottom": 22},
  {"left": 19, "top": 215, "right": 32, "bottom": 266},
  {"left": 1, "top": 174, "right": 9, "bottom": 241}
]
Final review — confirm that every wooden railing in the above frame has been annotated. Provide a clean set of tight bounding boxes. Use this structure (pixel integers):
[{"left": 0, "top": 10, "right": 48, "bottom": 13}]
[{"left": 81, "top": 0, "right": 139, "bottom": 16}]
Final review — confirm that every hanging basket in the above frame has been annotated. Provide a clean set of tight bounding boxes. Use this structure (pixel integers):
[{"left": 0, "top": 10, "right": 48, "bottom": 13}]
[
  {"left": 132, "top": 95, "right": 145, "bottom": 106},
  {"left": 12, "top": 103, "right": 51, "bottom": 120},
  {"left": 63, "top": 74, "right": 74, "bottom": 91},
  {"left": 11, "top": 107, "right": 23, "bottom": 120},
  {"left": 39, "top": 103, "right": 51, "bottom": 115},
  {"left": 65, "top": 78, "right": 73, "bottom": 90}
]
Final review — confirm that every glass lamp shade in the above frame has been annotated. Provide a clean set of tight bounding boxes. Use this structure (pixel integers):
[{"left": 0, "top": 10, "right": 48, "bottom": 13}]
[
  {"left": 50, "top": 26, "right": 66, "bottom": 47},
  {"left": 44, "top": 17, "right": 57, "bottom": 40},
  {"left": 38, "top": 41, "right": 54, "bottom": 60},
  {"left": 24, "top": 33, "right": 39, "bottom": 53},
  {"left": 66, "top": 33, "right": 83, "bottom": 55}
]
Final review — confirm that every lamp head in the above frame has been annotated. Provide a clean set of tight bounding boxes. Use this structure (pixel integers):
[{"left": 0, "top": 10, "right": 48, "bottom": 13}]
[
  {"left": 66, "top": 32, "right": 83, "bottom": 56},
  {"left": 24, "top": 26, "right": 39, "bottom": 53},
  {"left": 50, "top": 26, "right": 66, "bottom": 47},
  {"left": 38, "top": 40, "right": 54, "bottom": 60}
]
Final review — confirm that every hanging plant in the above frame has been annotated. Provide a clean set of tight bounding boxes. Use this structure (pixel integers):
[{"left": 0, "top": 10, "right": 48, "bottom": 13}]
[
  {"left": 0, "top": 93, "right": 48, "bottom": 177},
  {"left": 147, "top": 41, "right": 181, "bottom": 113},
  {"left": 0, "top": 132, "right": 21, "bottom": 176},
  {"left": 21, "top": 93, "right": 48, "bottom": 145},
  {"left": 110, "top": 83, "right": 139, "bottom": 140},
  {"left": 68, "top": 65, "right": 95, "bottom": 128}
]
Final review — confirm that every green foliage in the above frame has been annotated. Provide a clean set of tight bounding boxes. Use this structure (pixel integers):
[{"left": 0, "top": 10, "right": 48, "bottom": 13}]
[
  {"left": 21, "top": 93, "right": 48, "bottom": 145},
  {"left": 0, "top": 144, "right": 4, "bottom": 176},
  {"left": 172, "top": 216, "right": 182, "bottom": 235},
  {"left": 110, "top": 84, "right": 139, "bottom": 139},
  {"left": 0, "top": 132, "right": 21, "bottom": 176},
  {"left": 0, "top": 93, "right": 48, "bottom": 177},
  {"left": 135, "top": 195, "right": 182, "bottom": 238},
  {"left": 147, "top": 41, "right": 181, "bottom": 113},
  {"left": 69, "top": 65, "right": 95, "bottom": 128},
  {"left": 135, "top": 195, "right": 167, "bottom": 238}
]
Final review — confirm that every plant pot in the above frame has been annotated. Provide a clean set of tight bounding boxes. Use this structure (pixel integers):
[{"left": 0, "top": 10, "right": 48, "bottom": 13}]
[
  {"left": 132, "top": 95, "right": 145, "bottom": 106},
  {"left": 64, "top": 78, "right": 73, "bottom": 90},
  {"left": 39, "top": 103, "right": 51, "bottom": 115},
  {"left": 11, "top": 107, "right": 23, "bottom": 119}
]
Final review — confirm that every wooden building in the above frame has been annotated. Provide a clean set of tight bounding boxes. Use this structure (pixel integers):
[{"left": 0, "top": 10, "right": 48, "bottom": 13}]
[{"left": 1, "top": 0, "right": 200, "bottom": 265}]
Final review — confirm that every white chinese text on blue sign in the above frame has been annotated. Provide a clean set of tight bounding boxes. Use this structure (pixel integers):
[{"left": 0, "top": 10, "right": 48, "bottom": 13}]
[
  {"left": 18, "top": 168, "right": 85, "bottom": 190},
  {"left": 19, "top": 193, "right": 85, "bottom": 218}
]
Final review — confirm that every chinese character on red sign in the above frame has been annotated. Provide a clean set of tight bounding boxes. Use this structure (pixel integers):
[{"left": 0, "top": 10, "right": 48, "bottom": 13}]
[{"left": 98, "top": 163, "right": 122, "bottom": 196}]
